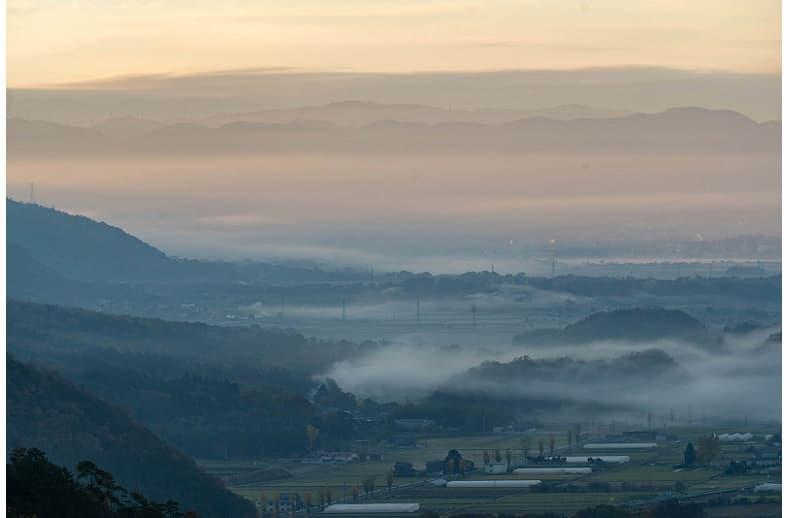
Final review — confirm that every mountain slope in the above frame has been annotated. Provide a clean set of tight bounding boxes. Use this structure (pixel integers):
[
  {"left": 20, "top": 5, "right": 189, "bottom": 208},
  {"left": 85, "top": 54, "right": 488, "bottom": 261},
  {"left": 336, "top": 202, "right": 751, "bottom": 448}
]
[
  {"left": 6, "top": 356, "right": 257, "bottom": 518},
  {"left": 7, "top": 199, "right": 175, "bottom": 282},
  {"left": 7, "top": 298, "right": 355, "bottom": 373},
  {"left": 6, "top": 199, "right": 352, "bottom": 288},
  {"left": 6, "top": 299, "right": 360, "bottom": 459}
]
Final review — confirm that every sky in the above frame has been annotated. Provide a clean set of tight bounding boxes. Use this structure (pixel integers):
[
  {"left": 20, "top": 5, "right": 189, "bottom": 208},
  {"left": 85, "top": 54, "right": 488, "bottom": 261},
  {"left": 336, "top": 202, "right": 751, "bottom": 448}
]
[
  {"left": 8, "top": 0, "right": 780, "bottom": 87},
  {"left": 5, "top": 0, "right": 782, "bottom": 270}
]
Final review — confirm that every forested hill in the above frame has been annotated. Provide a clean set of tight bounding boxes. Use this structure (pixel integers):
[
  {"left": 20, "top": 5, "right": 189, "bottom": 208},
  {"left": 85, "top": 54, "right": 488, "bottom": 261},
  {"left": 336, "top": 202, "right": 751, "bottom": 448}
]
[
  {"left": 7, "top": 299, "right": 368, "bottom": 459},
  {"left": 514, "top": 307, "right": 710, "bottom": 345},
  {"left": 7, "top": 198, "right": 174, "bottom": 282},
  {"left": 7, "top": 298, "right": 356, "bottom": 373},
  {"left": 6, "top": 198, "right": 352, "bottom": 285},
  {"left": 6, "top": 356, "right": 257, "bottom": 518},
  {"left": 562, "top": 308, "right": 706, "bottom": 341},
  {"left": 464, "top": 348, "right": 682, "bottom": 384}
]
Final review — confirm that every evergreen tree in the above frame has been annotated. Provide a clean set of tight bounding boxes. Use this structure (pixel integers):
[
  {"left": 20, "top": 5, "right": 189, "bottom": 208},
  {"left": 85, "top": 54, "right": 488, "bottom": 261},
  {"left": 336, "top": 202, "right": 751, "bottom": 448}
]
[{"left": 683, "top": 442, "right": 696, "bottom": 466}]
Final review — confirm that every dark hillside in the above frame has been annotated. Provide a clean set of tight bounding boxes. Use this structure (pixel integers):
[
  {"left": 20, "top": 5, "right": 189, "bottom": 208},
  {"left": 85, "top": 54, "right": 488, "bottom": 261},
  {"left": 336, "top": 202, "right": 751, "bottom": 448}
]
[
  {"left": 7, "top": 299, "right": 355, "bottom": 372},
  {"left": 7, "top": 199, "right": 355, "bottom": 287},
  {"left": 515, "top": 307, "right": 710, "bottom": 345},
  {"left": 7, "top": 198, "right": 175, "bottom": 282},
  {"left": 6, "top": 356, "right": 257, "bottom": 518}
]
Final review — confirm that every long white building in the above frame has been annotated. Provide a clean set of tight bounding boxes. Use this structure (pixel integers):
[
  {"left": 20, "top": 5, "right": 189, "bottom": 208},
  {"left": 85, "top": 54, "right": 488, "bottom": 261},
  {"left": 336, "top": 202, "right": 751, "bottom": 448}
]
[
  {"left": 583, "top": 443, "right": 657, "bottom": 449},
  {"left": 447, "top": 480, "right": 542, "bottom": 488},
  {"left": 513, "top": 467, "right": 592, "bottom": 475},
  {"left": 565, "top": 455, "right": 630, "bottom": 464},
  {"left": 754, "top": 483, "right": 781, "bottom": 493},
  {"left": 323, "top": 503, "right": 421, "bottom": 513}
]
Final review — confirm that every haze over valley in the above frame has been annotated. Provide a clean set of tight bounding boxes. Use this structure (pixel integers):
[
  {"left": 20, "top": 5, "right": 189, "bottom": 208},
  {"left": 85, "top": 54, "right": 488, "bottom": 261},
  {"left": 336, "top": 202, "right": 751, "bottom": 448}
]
[
  {"left": 7, "top": 95, "right": 780, "bottom": 274},
  {"left": 5, "top": 1, "right": 782, "bottom": 516}
]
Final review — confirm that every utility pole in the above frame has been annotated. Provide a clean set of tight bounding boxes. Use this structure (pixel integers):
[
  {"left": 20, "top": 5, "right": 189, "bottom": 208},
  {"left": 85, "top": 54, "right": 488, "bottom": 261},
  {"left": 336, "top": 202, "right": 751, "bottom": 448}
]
[{"left": 29, "top": 183, "right": 36, "bottom": 204}]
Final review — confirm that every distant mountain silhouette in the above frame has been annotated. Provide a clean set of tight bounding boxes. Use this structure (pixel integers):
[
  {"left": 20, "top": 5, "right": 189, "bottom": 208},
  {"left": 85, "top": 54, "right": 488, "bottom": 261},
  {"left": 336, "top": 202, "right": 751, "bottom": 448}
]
[
  {"left": 7, "top": 118, "right": 113, "bottom": 156},
  {"left": 202, "top": 100, "right": 632, "bottom": 126},
  {"left": 7, "top": 356, "right": 257, "bottom": 518},
  {"left": 9, "top": 106, "right": 778, "bottom": 157},
  {"left": 93, "top": 116, "right": 166, "bottom": 139},
  {"left": 515, "top": 307, "right": 708, "bottom": 345}
]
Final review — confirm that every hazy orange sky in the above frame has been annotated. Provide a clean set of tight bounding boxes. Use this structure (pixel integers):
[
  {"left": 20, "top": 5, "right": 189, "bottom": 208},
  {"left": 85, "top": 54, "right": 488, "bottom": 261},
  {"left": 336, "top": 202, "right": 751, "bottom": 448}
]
[{"left": 8, "top": 0, "right": 780, "bottom": 87}]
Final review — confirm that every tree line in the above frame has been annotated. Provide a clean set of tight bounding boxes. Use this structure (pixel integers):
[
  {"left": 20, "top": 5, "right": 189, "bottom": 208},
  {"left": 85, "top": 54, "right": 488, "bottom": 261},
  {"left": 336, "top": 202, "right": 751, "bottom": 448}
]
[{"left": 8, "top": 448, "right": 195, "bottom": 518}]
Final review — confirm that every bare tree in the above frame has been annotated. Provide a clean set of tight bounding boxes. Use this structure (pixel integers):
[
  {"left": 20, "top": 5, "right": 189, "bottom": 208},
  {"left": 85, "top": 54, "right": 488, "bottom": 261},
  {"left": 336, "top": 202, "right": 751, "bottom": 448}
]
[
  {"left": 273, "top": 492, "right": 281, "bottom": 515},
  {"left": 696, "top": 434, "right": 721, "bottom": 466},
  {"left": 306, "top": 424, "right": 320, "bottom": 451},
  {"left": 520, "top": 437, "right": 530, "bottom": 463},
  {"left": 362, "top": 476, "right": 376, "bottom": 497}
]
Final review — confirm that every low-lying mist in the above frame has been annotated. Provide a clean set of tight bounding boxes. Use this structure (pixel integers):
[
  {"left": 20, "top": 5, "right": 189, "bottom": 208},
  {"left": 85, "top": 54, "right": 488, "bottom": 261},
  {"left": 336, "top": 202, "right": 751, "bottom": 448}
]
[{"left": 323, "top": 326, "right": 780, "bottom": 422}]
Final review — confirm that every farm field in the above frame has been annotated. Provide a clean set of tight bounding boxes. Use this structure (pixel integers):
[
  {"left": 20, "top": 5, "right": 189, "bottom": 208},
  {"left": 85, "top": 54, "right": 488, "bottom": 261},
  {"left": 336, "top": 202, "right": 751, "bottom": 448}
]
[
  {"left": 200, "top": 426, "right": 780, "bottom": 516},
  {"left": 205, "top": 433, "right": 572, "bottom": 503}
]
